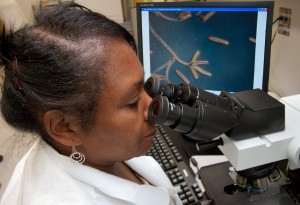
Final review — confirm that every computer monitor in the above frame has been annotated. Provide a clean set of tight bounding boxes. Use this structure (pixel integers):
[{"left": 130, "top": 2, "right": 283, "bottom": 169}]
[{"left": 136, "top": 1, "right": 274, "bottom": 94}]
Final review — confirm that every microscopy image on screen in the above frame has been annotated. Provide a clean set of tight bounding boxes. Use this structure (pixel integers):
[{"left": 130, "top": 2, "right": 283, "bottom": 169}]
[{"left": 149, "top": 11, "right": 258, "bottom": 92}]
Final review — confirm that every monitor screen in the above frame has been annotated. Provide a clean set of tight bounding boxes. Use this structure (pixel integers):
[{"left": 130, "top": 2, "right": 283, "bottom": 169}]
[{"left": 136, "top": 1, "right": 274, "bottom": 94}]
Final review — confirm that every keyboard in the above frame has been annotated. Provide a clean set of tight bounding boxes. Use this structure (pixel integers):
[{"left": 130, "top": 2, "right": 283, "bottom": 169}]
[{"left": 147, "top": 126, "right": 203, "bottom": 205}]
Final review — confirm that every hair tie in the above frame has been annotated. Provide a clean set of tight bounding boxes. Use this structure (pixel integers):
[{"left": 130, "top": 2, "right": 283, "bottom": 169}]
[{"left": 12, "top": 56, "right": 24, "bottom": 94}]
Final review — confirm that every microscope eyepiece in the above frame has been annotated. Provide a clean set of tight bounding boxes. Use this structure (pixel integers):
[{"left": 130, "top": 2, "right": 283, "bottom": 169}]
[
  {"left": 148, "top": 95, "right": 198, "bottom": 134},
  {"left": 148, "top": 95, "right": 239, "bottom": 142},
  {"left": 144, "top": 77, "right": 232, "bottom": 109},
  {"left": 148, "top": 96, "right": 171, "bottom": 125},
  {"left": 144, "top": 77, "right": 160, "bottom": 98}
]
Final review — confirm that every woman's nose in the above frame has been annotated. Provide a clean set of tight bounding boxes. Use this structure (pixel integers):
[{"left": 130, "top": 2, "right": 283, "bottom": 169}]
[{"left": 143, "top": 91, "right": 153, "bottom": 121}]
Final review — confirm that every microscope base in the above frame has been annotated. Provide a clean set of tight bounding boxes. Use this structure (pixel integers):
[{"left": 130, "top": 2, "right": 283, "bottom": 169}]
[{"left": 199, "top": 161, "right": 295, "bottom": 205}]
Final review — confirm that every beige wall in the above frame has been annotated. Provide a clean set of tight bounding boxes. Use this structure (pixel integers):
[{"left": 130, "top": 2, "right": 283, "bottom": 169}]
[
  {"left": 269, "top": 0, "right": 300, "bottom": 97},
  {"left": 12, "top": 0, "right": 124, "bottom": 24},
  {"left": 75, "top": 0, "right": 124, "bottom": 23}
]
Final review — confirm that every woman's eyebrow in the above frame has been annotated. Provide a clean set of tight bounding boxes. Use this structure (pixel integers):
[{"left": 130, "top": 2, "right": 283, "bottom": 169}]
[{"left": 119, "top": 79, "right": 144, "bottom": 102}]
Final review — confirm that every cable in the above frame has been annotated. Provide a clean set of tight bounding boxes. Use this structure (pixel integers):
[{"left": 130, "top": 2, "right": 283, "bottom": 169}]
[
  {"left": 272, "top": 16, "right": 284, "bottom": 25},
  {"left": 271, "top": 16, "right": 284, "bottom": 45},
  {"left": 271, "top": 24, "right": 279, "bottom": 45}
]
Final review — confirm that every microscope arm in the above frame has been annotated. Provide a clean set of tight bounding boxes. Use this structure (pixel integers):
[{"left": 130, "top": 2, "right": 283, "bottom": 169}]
[{"left": 218, "top": 94, "right": 300, "bottom": 171}]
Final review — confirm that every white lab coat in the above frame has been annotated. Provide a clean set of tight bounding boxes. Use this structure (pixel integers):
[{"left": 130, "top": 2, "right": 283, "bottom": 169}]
[{"left": 0, "top": 140, "right": 182, "bottom": 205}]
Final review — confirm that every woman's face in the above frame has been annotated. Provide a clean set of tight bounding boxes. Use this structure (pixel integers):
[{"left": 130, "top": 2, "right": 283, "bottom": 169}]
[{"left": 77, "top": 40, "right": 156, "bottom": 167}]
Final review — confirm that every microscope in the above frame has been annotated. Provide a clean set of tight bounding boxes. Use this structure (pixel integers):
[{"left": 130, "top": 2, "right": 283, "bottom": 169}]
[{"left": 145, "top": 76, "right": 300, "bottom": 204}]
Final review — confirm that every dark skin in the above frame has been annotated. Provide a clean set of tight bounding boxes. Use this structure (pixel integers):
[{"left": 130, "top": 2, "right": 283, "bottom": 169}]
[{"left": 43, "top": 39, "right": 156, "bottom": 184}]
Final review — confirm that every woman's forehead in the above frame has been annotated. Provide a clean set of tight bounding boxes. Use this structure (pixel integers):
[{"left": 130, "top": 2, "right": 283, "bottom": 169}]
[{"left": 96, "top": 41, "right": 143, "bottom": 98}]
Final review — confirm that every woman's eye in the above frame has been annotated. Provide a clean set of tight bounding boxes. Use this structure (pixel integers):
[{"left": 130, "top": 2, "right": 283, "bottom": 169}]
[{"left": 128, "top": 98, "right": 141, "bottom": 108}]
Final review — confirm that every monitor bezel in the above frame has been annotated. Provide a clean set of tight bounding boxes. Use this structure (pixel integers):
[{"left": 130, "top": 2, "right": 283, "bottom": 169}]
[{"left": 136, "top": 1, "right": 274, "bottom": 93}]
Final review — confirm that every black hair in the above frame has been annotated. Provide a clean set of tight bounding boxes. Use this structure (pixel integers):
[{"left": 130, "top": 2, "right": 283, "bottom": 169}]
[{"left": 0, "top": 2, "right": 137, "bottom": 142}]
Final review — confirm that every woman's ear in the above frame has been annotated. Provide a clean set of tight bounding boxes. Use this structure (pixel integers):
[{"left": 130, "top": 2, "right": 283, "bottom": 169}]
[{"left": 43, "top": 110, "right": 81, "bottom": 146}]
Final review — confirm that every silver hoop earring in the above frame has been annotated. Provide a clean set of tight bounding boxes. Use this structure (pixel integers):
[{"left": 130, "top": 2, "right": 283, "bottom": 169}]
[{"left": 70, "top": 146, "right": 85, "bottom": 164}]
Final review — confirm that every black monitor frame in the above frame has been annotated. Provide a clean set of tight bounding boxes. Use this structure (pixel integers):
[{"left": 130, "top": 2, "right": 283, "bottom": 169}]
[{"left": 136, "top": 1, "right": 274, "bottom": 93}]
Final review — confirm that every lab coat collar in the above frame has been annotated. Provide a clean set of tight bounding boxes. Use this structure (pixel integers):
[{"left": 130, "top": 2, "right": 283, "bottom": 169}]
[{"left": 44, "top": 141, "right": 180, "bottom": 205}]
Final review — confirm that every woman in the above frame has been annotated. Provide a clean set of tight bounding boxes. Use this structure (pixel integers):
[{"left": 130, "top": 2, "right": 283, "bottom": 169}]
[{"left": 0, "top": 2, "right": 181, "bottom": 205}]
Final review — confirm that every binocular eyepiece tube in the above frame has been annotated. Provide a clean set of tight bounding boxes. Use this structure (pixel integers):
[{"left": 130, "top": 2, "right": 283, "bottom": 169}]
[
  {"left": 148, "top": 95, "right": 239, "bottom": 142},
  {"left": 148, "top": 95, "right": 199, "bottom": 134},
  {"left": 144, "top": 76, "right": 233, "bottom": 109}
]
